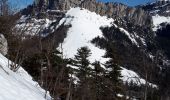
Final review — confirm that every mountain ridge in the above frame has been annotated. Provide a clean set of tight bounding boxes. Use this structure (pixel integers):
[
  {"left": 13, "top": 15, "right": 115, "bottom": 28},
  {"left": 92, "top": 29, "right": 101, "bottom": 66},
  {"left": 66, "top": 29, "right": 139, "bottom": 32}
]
[{"left": 23, "top": 0, "right": 152, "bottom": 27}]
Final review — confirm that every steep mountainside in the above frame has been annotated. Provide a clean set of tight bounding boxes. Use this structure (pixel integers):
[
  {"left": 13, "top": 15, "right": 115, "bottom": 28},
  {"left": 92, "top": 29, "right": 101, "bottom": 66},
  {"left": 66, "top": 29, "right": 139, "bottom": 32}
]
[
  {"left": 17, "top": 1, "right": 158, "bottom": 86},
  {"left": 18, "top": 6, "right": 157, "bottom": 86},
  {"left": 56, "top": 7, "right": 157, "bottom": 86},
  {"left": 10, "top": 0, "right": 170, "bottom": 99},
  {"left": 0, "top": 53, "right": 51, "bottom": 100}
]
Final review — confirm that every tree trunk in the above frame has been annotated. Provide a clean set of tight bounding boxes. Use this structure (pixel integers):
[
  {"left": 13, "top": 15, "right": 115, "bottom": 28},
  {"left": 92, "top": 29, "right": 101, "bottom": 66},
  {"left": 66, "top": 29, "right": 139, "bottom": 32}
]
[
  {"left": 144, "top": 73, "right": 148, "bottom": 100},
  {"left": 66, "top": 78, "right": 72, "bottom": 100}
]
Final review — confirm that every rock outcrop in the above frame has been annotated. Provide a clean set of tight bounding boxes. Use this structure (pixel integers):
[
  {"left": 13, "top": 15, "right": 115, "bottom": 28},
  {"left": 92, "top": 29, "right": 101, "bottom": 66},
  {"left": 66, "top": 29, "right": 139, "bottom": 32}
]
[
  {"left": 0, "top": 34, "right": 8, "bottom": 56},
  {"left": 33, "top": 0, "right": 151, "bottom": 27}
]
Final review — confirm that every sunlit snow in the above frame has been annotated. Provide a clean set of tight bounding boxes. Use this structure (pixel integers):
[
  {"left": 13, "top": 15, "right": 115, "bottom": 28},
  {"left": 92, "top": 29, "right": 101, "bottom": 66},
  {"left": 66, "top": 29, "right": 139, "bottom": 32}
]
[
  {"left": 58, "top": 7, "right": 113, "bottom": 63},
  {"left": 152, "top": 15, "right": 170, "bottom": 31},
  {"left": 0, "top": 54, "right": 51, "bottom": 100}
]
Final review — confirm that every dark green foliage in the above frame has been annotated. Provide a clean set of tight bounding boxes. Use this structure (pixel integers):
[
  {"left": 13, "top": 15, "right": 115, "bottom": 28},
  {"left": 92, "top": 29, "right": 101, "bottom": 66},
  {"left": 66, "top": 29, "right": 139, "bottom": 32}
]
[
  {"left": 154, "top": 24, "right": 170, "bottom": 98},
  {"left": 91, "top": 61, "right": 106, "bottom": 100},
  {"left": 22, "top": 54, "right": 43, "bottom": 80},
  {"left": 93, "top": 26, "right": 123, "bottom": 99},
  {"left": 105, "top": 60, "right": 122, "bottom": 85},
  {"left": 70, "top": 46, "right": 123, "bottom": 100},
  {"left": 73, "top": 46, "right": 92, "bottom": 80},
  {"left": 72, "top": 46, "right": 93, "bottom": 100},
  {"left": 156, "top": 23, "right": 170, "bottom": 58},
  {"left": 158, "top": 66, "right": 170, "bottom": 99},
  {"left": 105, "top": 43, "right": 122, "bottom": 84},
  {"left": 91, "top": 24, "right": 162, "bottom": 99},
  {"left": 104, "top": 43, "right": 122, "bottom": 99},
  {"left": 92, "top": 25, "right": 158, "bottom": 83},
  {"left": 22, "top": 49, "right": 70, "bottom": 99}
]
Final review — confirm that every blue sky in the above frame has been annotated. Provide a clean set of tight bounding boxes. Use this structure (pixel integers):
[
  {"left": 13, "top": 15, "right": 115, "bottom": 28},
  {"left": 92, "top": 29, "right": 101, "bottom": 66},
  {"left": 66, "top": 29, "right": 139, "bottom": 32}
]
[
  {"left": 9, "top": 0, "right": 33, "bottom": 9},
  {"left": 97, "top": 0, "right": 155, "bottom": 6},
  {"left": 9, "top": 0, "right": 155, "bottom": 9}
]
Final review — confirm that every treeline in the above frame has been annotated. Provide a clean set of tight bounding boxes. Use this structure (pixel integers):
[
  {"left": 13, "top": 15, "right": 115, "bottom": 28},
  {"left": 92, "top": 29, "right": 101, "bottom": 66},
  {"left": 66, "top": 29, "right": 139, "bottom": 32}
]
[{"left": 22, "top": 44, "right": 124, "bottom": 100}]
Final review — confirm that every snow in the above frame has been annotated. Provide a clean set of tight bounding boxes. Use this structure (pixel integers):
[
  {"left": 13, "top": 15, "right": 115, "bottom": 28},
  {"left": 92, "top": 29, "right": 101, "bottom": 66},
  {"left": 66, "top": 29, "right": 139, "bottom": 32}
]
[
  {"left": 152, "top": 15, "right": 170, "bottom": 31},
  {"left": 121, "top": 67, "right": 157, "bottom": 88},
  {"left": 58, "top": 7, "right": 113, "bottom": 64},
  {"left": 0, "top": 53, "right": 51, "bottom": 100},
  {"left": 58, "top": 8, "right": 139, "bottom": 63},
  {"left": 56, "top": 7, "right": 156, "bottom": 86}
]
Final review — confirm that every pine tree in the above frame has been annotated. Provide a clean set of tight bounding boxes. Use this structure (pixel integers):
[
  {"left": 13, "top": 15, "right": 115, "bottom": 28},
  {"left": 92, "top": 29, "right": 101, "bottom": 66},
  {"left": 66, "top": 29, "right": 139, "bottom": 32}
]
[
  {"left": 104, "top": 44, "right": 122, "bottom": 99},
  {"left": 73, "top": 46, "right": 92, "bottom": 82},
  {"left": 92, "top": 61, "right": 106, "bottom": 100},
  {"left": 73, "top": 46, "right": 92, "bottom": 100}
]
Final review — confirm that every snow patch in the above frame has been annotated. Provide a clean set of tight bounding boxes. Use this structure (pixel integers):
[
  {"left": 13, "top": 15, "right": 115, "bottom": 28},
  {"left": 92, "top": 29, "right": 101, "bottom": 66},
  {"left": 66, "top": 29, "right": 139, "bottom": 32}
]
[
  {"left": 119, "top": 28, "right": 139, "bottom": 46},
  {"left": 121, "top": 67, "right": 157, "bottom": 88},
  {"left": 152, "top": 15, "right": 170, "bottom": 31}
]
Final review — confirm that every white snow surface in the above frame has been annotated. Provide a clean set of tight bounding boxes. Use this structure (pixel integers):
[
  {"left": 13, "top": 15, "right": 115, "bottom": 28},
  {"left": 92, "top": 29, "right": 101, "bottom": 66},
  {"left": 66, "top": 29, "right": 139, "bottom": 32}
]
[
  {"left": 58, "top": 7, "right": 113, "bottom": 64},
  {"left": 121, "top": 68, "right": 157, "bottom": 88},
  {"left": 152, "top": 15, "right": 170, "bottom": 31},
  {"left": 57, "top": 8, "right": 156, "bottom": 86},
  {"left": 0, "top": 53, "right": 51, "bottom": 100}
]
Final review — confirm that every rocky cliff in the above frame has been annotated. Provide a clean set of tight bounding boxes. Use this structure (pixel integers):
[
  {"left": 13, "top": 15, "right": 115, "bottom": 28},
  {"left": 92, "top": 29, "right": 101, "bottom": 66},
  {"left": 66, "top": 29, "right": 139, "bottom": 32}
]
[{"left": 33, "top": 0, "right": 151, "bottom": 27}]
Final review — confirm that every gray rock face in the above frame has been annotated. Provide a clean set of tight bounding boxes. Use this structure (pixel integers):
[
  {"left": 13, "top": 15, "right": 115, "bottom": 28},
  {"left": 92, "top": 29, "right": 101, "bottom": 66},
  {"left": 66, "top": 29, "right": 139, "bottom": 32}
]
[
  {"left": 35, "top": 0, "right": 151, "bottom": 27},
  {"left": 0, "top": 34, "right": 8, "bottom": 56}
]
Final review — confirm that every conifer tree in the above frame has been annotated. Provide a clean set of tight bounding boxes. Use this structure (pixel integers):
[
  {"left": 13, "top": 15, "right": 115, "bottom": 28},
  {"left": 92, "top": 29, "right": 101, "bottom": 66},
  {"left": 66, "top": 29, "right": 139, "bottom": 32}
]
[
  {"left": 73, "top": 46, "right": 92, "bottom": 100},
  {"left": 104, "top": 44, "right": 122, "bottom": 99},
  {"left": 73, "top": 46, "right": 92, "bottom": 82},
  {"left": 92, "top": 61, "right": 106, "bottom": 100}
]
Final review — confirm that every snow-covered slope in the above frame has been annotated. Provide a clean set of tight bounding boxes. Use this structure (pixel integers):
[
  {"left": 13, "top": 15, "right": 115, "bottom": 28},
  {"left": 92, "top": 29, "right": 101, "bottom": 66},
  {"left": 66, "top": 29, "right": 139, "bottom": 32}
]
[
  {"left": 152, "top": 15, "right": 170, "bottom": 31},
  {"left": 121, "top": 68, "right": 156, "bottom": 87},
  {"left": 56, "top": 7, "right": 156, "bottom": 86},
  {"left": 58, "top": 7, "right": 113, "bottom": 63},
  {"left": 0, "top": 54, "right": 51, "bottom": 100}
]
